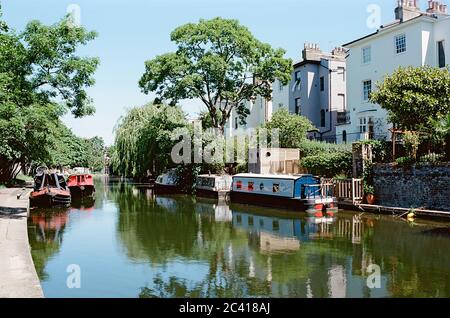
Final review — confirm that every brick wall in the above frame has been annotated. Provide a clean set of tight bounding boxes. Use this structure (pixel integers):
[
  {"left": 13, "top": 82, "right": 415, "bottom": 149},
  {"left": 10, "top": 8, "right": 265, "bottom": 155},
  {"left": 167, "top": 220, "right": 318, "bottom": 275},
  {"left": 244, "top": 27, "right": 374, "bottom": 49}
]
[{"left": 373, "top": 163, "right": 450, "bottom": 211}]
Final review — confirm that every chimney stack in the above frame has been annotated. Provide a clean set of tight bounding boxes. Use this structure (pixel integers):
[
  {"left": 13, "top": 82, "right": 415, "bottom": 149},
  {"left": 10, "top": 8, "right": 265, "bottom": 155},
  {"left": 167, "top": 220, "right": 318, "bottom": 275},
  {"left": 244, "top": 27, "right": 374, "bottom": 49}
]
[
  {"left": 395, "top": 0, "right": 422, "bottom": 22},
  {"left": 426, "top": 0, "right": 448, "bottom": 14},
  {"left": 302, "top": 43, "right": 323, "bottom": 61}
]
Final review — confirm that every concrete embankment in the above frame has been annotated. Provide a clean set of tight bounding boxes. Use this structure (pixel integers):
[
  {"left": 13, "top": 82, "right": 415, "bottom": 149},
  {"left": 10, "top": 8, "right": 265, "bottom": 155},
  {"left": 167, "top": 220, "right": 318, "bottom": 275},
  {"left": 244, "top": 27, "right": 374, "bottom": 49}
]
[{"left": 0, "top": 188, "right": 43, "bottom": 298}]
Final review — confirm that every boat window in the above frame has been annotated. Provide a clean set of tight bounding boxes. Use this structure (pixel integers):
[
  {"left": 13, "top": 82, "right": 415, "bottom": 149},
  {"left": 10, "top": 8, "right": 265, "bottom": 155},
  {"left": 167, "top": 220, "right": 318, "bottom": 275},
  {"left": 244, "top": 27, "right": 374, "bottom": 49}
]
[
  {"left": 272, "top": 220, "right": 280, "bottom": 232},
  {"left": 248, "top": 182, "right": 254, "bottom": 191},
  {"left": 236, "top": 215, "right": 242, "bottom": 224},
  {"left": 248, "top": 217, "right": 254, "bottom": 227},
  {"left": 273, "top": 184, "right": 280, "bottom": 193},
  {"left": 236, "top": 181, "right": 242, "bottom": 190},
  {"left": 259, "top": 183, "right": 264, "bottom": 191},
  {"left": 259, "top": 219, "right": 264, "bottom": 227}
]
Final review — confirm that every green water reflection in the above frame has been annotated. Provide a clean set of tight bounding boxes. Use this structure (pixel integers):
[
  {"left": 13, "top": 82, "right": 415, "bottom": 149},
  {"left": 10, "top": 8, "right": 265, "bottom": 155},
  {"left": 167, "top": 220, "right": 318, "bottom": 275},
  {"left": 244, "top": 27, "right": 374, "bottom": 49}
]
[{"left": 28, "top": 177, "right": 450, "bottom": 298}]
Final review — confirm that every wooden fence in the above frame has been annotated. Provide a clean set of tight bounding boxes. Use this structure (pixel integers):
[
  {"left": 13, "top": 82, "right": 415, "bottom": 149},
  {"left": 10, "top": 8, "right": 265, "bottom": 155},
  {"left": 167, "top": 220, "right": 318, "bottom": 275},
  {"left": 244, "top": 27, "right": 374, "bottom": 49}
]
[{"left": 324, "top": 178, "right": 364, "bottom": 204}]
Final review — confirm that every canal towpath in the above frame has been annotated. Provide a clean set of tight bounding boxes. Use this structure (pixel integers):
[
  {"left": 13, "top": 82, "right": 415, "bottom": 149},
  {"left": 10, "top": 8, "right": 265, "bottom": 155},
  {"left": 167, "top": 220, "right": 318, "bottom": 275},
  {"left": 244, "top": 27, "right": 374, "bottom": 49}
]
[{"left": 0, "top": 188, "right": 43, "bottom": 298}]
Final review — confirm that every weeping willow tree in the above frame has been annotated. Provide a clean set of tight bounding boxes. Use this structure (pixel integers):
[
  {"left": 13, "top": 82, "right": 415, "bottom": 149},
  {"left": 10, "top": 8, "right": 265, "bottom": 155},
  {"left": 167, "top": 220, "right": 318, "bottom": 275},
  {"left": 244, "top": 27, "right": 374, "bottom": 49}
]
[{"left": 112, "top": 103, "right": 189, "bottom": 178}]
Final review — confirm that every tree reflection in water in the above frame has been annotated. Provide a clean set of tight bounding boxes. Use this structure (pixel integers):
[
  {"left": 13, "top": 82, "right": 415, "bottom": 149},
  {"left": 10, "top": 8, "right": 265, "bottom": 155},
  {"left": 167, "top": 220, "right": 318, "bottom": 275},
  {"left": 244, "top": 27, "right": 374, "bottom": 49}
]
[{"left": 29, "top": 179, "right": 450, "bottom": 298}]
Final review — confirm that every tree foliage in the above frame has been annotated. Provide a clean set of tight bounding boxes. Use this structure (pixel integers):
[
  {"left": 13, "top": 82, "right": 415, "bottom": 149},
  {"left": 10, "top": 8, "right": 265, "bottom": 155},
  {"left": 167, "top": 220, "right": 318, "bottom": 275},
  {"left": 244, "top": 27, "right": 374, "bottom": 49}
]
[
  {"left": 263, "top": 108, "right": 314, "bottom": 148},
  {"left": 0, "top": 8, "right": 99, "bottom": 182},
  {"left": 370, "top": 66, "right": 450, "bottom": 132},
  {"left": 112, "top": 103, "right": 189, "bottom": 178},
  {"left": 139, "top": 17, "right": 292, "bottom": 133}
]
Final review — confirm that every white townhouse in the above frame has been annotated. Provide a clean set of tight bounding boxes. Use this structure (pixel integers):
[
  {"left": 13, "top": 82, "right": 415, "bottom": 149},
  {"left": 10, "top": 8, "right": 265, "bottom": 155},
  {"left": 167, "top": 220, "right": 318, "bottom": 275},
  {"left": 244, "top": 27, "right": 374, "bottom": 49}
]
[
  {"left": 336, "top": 0, "right": 450, "bottom": 144},
  {"left": 224, "top": 95, "right": 274, "bottom": 138}
]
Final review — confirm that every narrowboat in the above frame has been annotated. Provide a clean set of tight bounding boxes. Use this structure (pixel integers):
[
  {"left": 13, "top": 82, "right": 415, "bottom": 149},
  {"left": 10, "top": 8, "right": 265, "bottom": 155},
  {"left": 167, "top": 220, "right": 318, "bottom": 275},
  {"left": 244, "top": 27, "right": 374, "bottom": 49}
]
[
  {"left": 30, "top": 167, "right": 71, "bottom": 207},
  {"left": 155, "top": 169, "right": 183, "bottom": 194},
  {"left": 67, "top": 169, "right": 95, "bottom": 198},
  {"left": 230, "top": 173, "right": 338, "bottom": 216},
  {"left": 195, "top": 174, "right": 232, "bottom": 199}
]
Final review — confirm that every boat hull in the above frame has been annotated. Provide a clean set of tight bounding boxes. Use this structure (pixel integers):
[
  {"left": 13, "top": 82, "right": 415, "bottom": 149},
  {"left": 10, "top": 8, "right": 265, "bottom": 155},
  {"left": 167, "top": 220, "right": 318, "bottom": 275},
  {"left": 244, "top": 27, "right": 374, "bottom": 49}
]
[
  {"left": 196, "top": 188, "right": 230, "bottom": 200},
  {"left": 154, "top": 183, "right": 183, "bottom": 194},
  {"left": 30, "top": 188, "right": 71, "bottom": 208},
  {"left": 69, "top": 185, "right": 95, "bottom": 198},
  {"left": 230, "top": 191, "right": 338, "bottom": 215}
]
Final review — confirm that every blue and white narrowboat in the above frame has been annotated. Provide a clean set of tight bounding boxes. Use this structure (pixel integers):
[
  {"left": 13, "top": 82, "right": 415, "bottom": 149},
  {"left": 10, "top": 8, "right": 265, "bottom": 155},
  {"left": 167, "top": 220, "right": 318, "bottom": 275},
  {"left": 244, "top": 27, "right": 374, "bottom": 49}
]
[
  {"left": 196, "top": 174, "right": 232, "bottom": 199},
  {"left": 230, "top": 173, "right": 338, "bottom": 216}
]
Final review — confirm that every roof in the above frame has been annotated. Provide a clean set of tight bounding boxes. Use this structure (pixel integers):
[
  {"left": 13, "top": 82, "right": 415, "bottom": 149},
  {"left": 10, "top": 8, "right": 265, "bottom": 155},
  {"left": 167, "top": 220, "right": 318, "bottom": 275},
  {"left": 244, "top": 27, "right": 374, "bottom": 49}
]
[
  {"left": 343, "top": 14, "right": 435, "bottom": 47},
  {"left": 293, "top": 60, "right": 320, "bottom": 69},
  {"left": 197, "top": 174, "right": 232, "bottom": 178},
  {"left": 233, "top": 173, "right": 313, "bottom": 181}
]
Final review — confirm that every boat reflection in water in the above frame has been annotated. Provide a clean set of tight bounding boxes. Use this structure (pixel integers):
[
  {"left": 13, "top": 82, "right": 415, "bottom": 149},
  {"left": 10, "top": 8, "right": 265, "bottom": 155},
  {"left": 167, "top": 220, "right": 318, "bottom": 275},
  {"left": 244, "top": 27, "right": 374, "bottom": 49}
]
[{"left": 195, "top": 197, "right": 232, "bottom": 223}]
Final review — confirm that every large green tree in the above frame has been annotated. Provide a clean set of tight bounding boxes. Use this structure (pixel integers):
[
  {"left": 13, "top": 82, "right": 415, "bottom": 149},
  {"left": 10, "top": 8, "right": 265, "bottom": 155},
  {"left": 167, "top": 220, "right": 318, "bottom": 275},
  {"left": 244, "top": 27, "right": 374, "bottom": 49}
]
[
  {"left": 370, "top": 65, "right": 450, "bottom": 132},
  {"left": 0, "top": 8, "right": 99, "bottom": 182},
  {"left": 139, "top": 17, "right": 292, "bottom": 134}
]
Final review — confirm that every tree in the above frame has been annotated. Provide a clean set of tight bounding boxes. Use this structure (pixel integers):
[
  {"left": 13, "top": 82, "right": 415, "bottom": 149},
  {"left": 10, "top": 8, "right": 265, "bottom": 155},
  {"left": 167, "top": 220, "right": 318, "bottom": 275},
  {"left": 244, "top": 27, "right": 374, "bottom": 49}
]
[
  {"left": 370, "top": 66, "right": 450, "bottom": 132},
  {"left": 112, "top": 103, "right": 188, "bottom": 178},
  {"left": 263, "top": 108, "right": 314, "bottom": 148},
  {"left": 139, "top": 17, "right": 292, "bottom": 134},
  {"left": 0, "top": 8, "right": 99, "bottom": 182}
]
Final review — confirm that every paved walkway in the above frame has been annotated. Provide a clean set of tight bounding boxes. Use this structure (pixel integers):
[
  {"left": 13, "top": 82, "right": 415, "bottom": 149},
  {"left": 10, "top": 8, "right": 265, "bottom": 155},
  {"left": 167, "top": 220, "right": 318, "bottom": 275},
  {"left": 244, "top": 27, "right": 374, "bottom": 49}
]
[{"left": 0, "top": 188, "right": 43, "bottom": 298}]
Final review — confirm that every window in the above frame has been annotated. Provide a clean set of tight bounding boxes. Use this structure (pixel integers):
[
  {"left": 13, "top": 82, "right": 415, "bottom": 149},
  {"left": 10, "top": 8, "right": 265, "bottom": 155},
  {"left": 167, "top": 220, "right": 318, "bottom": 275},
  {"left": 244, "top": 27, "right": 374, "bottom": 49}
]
[
  {"left": 279, "top": 81, "right": 284, "bottom": 91},
  {"left": 248, "top": 217, "right": 254, "bottom": 227},
  {"left": 248, "top": 182, "right": 254, "bottom": 191},
  {"left": 342, "top": 130, "right": 347, "bottom": 144},
  {"left": 234, "top": 117, "right": 238, "bottom": 129},
  {"left": 359, "top": 117, "right": 367, "bottom": 133},
  {"left": 359, "top": 117, "right": 375, "bottom": 137},
  {"left": 320, "top": 76, "right": 325, "bottom": 91},
  {"left": 438, "top": 41, "right": 446, "bottom": 68},
  {"left": 295, "top": 71, "right": 301, "bottom": 81},
  {"left": 236, "top": 215, "right": 242, "bottom": 224},
  {"left": 273, "top": 184, "right": 280, "bottom": 193},
  {"left": 395, "top": 34, "right": 406, "bottom": 54},
  {"left": 320, "top": 109, "right": 326, "bottom": 127},
  {"left": 295, "top": 98, "right": 301, "bottom": 114},
  {"left": 362, "top": 80, "right": 372, "bottom": 101},
  {"left": 362, "top": 46, "right": 371, "bottom": 64},
  {"left": 236, "top": 180, "right": 242, "bottom": 190},
  {"left": 272, "top": 220, "right": 279, "bottom": 232},
  {"left": 259, "top": 219, "right": 264, "bottom": 227}
]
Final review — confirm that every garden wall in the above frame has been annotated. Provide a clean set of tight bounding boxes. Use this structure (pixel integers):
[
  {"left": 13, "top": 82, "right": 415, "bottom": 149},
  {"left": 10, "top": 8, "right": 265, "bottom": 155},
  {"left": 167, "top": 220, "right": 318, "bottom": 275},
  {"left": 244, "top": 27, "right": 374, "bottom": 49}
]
[{"left": 373, "top": 163, "right": 450, "bottom": 211}]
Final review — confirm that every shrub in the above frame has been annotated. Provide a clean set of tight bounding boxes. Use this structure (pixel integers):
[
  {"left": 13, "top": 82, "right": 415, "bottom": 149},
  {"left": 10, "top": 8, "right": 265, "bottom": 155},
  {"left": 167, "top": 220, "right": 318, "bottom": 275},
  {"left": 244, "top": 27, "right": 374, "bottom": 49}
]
[
  {"left": 419, "top": 153, "right": 445, "bottom": 164},
  {"left": 301, "top": 152, "right": 352, "bottom": 178},
  {"left": 299, "top": 140, "right": 351, "bottom": 157},
  {"left": 395, "top": 156, "right": 415, "bottom": 167}
]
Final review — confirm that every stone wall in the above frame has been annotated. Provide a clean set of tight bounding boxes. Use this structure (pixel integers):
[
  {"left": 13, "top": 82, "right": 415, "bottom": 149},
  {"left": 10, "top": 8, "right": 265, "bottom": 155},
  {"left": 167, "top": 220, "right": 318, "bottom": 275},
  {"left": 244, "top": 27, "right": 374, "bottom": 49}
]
[{"left": 373, "top": 163, "right": 450, "bottom": 211}]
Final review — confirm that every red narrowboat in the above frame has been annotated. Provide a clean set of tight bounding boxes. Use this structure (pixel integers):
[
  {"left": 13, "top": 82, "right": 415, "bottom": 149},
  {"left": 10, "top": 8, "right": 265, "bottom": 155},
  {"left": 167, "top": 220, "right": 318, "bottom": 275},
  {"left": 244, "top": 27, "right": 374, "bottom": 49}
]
[
  {"left": 67, "top": 170, "right": 95, "bottom": 198},
  {"left": 30, "top": 167, "right": 71, "bottom": 207}
]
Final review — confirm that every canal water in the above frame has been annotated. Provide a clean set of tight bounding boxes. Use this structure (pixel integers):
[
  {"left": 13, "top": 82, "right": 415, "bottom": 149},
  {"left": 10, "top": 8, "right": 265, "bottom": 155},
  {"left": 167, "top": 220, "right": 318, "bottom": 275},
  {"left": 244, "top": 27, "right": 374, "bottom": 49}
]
[{"left": 28, "top": 177, "right": 450, "bottom": 298}]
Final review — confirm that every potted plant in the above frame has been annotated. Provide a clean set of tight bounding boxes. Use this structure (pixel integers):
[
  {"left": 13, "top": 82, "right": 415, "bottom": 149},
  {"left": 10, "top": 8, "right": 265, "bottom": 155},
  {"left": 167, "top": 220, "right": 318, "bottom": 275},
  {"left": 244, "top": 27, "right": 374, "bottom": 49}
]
[{"left": 364, "top": 184, "right": 376, "bottom": 205}]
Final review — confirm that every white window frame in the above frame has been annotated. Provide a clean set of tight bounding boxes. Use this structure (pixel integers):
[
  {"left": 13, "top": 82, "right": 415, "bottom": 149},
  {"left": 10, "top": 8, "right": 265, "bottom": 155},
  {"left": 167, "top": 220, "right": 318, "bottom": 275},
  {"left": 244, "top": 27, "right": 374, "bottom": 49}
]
[
  {"left": 395, "top": 34, "right": 407, "bottom": 54},
  {"left": 362, "top": 46, "right": 371, "bottom": 64},
  {"left": 362, "top": 80, "right": 372, "bottom": 102}
]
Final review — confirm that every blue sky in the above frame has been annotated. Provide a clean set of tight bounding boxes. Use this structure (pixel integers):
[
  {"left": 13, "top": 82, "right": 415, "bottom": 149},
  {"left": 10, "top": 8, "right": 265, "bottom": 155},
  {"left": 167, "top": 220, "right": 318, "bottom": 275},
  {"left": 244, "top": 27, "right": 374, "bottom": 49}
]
[{"left": 2, "top": 0, "right": 398, "bottom": 145}]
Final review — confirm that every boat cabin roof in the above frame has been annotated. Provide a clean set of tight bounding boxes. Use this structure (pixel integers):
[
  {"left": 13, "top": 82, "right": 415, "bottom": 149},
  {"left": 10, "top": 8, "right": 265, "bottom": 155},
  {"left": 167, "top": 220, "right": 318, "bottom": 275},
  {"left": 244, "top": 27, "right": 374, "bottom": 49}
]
[
  {"left": 233, "top": 173, "right": 314, "bottom": 181},
  {"left": 197, "top": 174, "right": 231, "bottom": 178}
]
